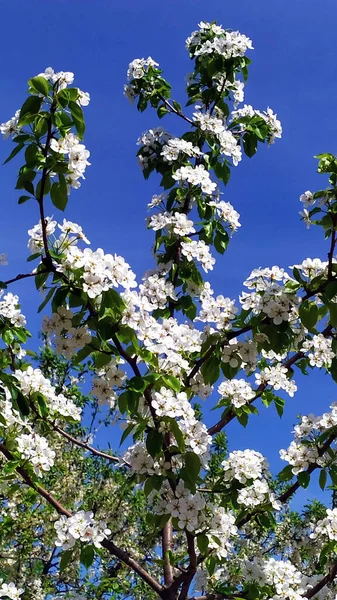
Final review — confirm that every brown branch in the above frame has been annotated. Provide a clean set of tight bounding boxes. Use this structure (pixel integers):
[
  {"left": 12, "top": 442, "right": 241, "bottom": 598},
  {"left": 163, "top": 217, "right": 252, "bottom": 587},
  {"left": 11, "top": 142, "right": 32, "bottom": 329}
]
[
  {"left": 37, "top": 99, "right": 57, "bottom": 265},
  {"left": 186, "top": 272, "right": 337, "bottom": 392},
  {"left": 52, "top": 424, "right": 123, "bottom": 465},
  {"left": 305, "top": 562, "right": 337, "bottom": 598},
  {"left": 0, "top": 442, "right": 164, "bottom": 598},
  {"left": 327, "top": 219, "right": 337, "bottom": 280},
  {"left": 158, "top": 94, "right": 194, "bottom": 126},
  {"left": 4, "top": 271, "right": 47, "bottom": 286},
  {"left": 277, "top": 432, "right": 337, "bottom": 504},
  {"left": 208, "top": 324, "right": 333, "bottom": 436},
  {"left": 236, "top": 432, "right": 337, "bottom": 529},
  {"left": 162, "top": 520, "right": 174, "bottom": 586}
]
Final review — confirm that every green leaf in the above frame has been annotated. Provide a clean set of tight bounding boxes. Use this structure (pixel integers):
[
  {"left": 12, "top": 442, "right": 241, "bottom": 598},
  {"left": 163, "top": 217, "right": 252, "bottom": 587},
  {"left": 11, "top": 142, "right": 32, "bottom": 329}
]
[
  {"left": 3, "top": 329, "right": 14, "bottom": 345},
  {"left": 184, "top": 451, "right": 201, "bottom": 481},
  {"left": 144, "top": 475, "right": 162, "bottom": 496},
  {"left": 16, "top": 391, "right": 30, "bottom": 416},
  {"left": 157, "top": 105, "right": 169, "bottom": 118},
  {"left": 146, "top": 429, "right": 163, "bottom": 458},
  {"left": 74, "top": 344, "right": 93, "bottom": 364},
  {"left": 214, "top": 231, "right": 229, "bottom": 254},
  {"left": 329, "top": 302, "right": 337, "bottom": 327},
  {"left": 60, "top": 549, "right": 73, "bottom": 571},
  {"left": 197, "top": 532, "right": 209, "bottom": 555},
  {"left": 35, "top": 269, "right": 49, "bottom": 290},
  {"left": 128, "top": 376, "right": 147, "bottom": 393},
  {"left": 236, "top": 411, "right": 248, "bottom": 427},
  {"left": 50, "top": 180, "right": 68, "bottom": 211},
  {"left": 80, "top": 544, "right": 95, "bottom": 569},
  {"left": 324, "top": 280, "right": 337, "bottom": 301},
  {"left": 69, "top": 100, "right": 85, "bottom": 138},
  {"left": 201, "top": 355, "right": 220, "bottom": 385},
  {"left": 18, "top": 195, "right": 31, "bottom": 204},
  {"left": 38, "top": 288, "right": 55, "bottom": 312},
  {"left": 3, "top": 143, "right": 25, "bottom": 165},
  {"left": 18, "top": 96, "right": 43, "bottom": 125},
  {"left": 242, "top": 132, "right": 257, "bottom": 158},
  {"left": 167, "top": 418, "right": 185, "bottom": 452},
  {"left": 319, "top": 469, "right": 327, "bottom": 491},
  {"left": 297, "top": 471, "right": 310, "bottom": 488},
  {"left": 180, "top": 295, "right": 197, "bottom": 320},
  {"left": 161, "top": 375, "right": 181, "bottom": 393},
  {"left": 120, "top": 423, "right": 134, "bottom": 446},
  {"left": 299, "top": 301, "right": 318, "bottom": 331},
  {"left": 94, "top": 352, "right": 112, "bottom": 369},
  {"left": 329, "top": 357, "right": 337, "bottom": 384},
  {"left": 277, "top": 465, "right": 294, "bottom": 482},
  {"left": 28, "top": 76, "right": 50, "bottom": 97},
  {"left": 274, "top": 396, "right": 285, "bottom": 418},
  {"left": 329, "top": 467, "right": 337, "bottom": 486},
  {"left": 51, "top": 287, "right": 68, "bottom": 312},
  {"left": 118, "top": 391, "right": 129, "bottom": 414}
]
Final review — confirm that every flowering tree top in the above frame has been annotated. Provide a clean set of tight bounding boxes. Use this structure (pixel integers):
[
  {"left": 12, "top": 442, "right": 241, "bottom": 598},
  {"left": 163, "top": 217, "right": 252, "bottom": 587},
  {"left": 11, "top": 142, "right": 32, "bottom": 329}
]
[{"left": 0, "top": 19, "right": 336, "bottom": 600}]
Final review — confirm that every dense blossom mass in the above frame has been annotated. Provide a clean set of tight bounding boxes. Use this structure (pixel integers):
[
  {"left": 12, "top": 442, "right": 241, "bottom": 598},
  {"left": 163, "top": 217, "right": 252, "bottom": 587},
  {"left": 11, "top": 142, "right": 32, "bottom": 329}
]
[{"left": 0, "top": 18, "right": 336, "bottom": 600}]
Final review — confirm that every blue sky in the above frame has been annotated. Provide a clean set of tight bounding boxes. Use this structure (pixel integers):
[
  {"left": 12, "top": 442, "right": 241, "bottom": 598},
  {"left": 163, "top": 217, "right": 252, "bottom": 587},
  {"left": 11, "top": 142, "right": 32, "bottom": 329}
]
[{"left": 0, "top": 0, "right": 337, "bottom": 505}]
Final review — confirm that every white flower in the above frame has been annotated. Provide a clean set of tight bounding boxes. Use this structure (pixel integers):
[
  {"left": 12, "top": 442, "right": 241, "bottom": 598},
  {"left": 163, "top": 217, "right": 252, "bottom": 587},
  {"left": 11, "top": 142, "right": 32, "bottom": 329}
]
[
  {"left": 127, "top": 57, "right": 159, "bottom": 80},
  {"left": 54, "top": 511, "right": 111, "bottom": 550},
  {"left": 0, "top": 110, "right": 21, "bottom": 139},
  {"left": 172, "top": 164, "right": 217, "bottom": 194},
  {"left": 218, "top": 378, "right": 255, "bottom": 408}
]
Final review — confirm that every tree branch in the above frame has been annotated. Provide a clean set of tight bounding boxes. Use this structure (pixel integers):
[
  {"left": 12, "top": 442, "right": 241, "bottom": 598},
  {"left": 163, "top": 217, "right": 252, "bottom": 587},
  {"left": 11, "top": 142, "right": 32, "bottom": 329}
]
[
  {"left": 158, "top": 94, "right": 194, "bottom": 126},
  {"left": 52, "top": 424, "right": 123, "bottom": 465},
  {"left": 162, "top": 520, "right": 174, "bottom": 586},
  {"left": 207, "top": 324, "right": 333, "bottom": 436},
  {"left": 0, "top": 442, "right": 165, "bottom": 598}
]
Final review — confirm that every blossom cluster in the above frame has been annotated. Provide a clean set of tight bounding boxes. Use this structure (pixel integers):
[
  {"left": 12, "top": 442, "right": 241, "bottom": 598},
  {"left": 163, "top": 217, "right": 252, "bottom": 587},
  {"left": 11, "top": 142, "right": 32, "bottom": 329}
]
[
  {"left": 17, "top": 432, "right": 55, "bottom": 477},
  {"left": 255, "top": 364, "right": 297, "bottom": 397},
  {"left": 91, "top": 358, "right": 126, "bottom": 408},
  {"left": 0, "top": 110, "right": 21, "bottom": 139},
  {"left": 193, "top": 111, "right": 242, "bottom": 166},
  {"left": 0, "top": 292, "right": 26, "bottom": 328},
  {"left": 127, "top": 57, "right": 159, "bottom": 80},
  {"left": 240, "top": 266, "right": 299, "bottom": 326},
  {"left": 243, "top": 557, "right": 306, "bottom": 600},
  {"left": 153, "top": 480, "right": 237, "bottom": 557},
  {"left": 50, "top": 132, "right": 91, "bottom": 190},
  {"left": 38, "top": 67, "right": 90, "bottom": 105},
  {"left": 161, "top": 137, "right": 202, "bottom": 162},
  {"left": 221, "top": 449, "right": 280, "bottom": 509},
  {"left": 231, "top": 104, "right": 282, "bottom": 144},
  {"left": 14, "top": 366, "right": 81, "bottom": 421},
  {"left": 197, "top": 282, "right": 237, "bottom": 328},
  {"left": 310, "top": 508, "right": 337, "bottom": 541},
  {"left": 218, "top": 378, "right": 255, "bottom": 409},
  {"left": 280, "top": 400, "right": 337, "bottom": 474},
  {"left": 136, "top": 127, "right": 170, "bottom": 171},
  {"left": 0, "top": 581, "right": 23, "bottom": 600},
  {"left": 301, "top": 334, "right": 334, "bottom": 368},
  {"left": 181, "top": 240, "right": 215, "bottom": 272},
  {"left": 172, "top": 164, "right": 217, "bottom": 194},
  {"left": 186, "top": 21, "right": 253, "bottom": 60},
  {"left": 59, "top": 245, "right": 137, "bottom": 298},
  {"left": 148, "top": 211, "right": 195, "bottom": 236},
  {"left": 54, "top": 510, "right": 111, "bottom": 550},
  {"left": 124, "top": 386, "right": 211, "bottom": 470},
  {"left": 221, "top": 449, "right": 267, "bottom": 483},
  {"left": 42, "top": 306, "right": 91, "bottom": 359},
  {"left": 28, "top": 218, "right": 90, "bottom": 255}
]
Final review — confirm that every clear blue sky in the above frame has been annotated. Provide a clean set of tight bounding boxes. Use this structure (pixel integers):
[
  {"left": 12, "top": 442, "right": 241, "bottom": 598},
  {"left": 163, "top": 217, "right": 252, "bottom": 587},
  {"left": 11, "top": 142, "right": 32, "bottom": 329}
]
[{"left": 0, "top": 0, "right": 337, "bottom": 504}]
